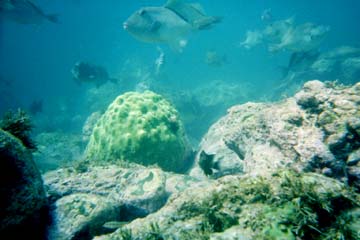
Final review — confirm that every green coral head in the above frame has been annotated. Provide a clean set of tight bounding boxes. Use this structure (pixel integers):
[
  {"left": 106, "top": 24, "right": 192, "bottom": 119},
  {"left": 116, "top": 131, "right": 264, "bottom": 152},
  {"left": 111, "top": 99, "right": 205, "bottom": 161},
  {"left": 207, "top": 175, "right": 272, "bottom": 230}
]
[{"left": 85, "top": 91, "right": 190, "bottom": 173}]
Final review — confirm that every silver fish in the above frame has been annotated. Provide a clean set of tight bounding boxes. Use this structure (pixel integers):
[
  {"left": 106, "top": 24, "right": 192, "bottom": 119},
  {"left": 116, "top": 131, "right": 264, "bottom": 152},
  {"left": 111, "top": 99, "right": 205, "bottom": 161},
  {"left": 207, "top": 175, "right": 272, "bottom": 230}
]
[
  {"left": 0, "top": 0, "right": 59, "bottom": 24},
  {"left": 123, "top": 0, "right": 221, "bottom": 51}
]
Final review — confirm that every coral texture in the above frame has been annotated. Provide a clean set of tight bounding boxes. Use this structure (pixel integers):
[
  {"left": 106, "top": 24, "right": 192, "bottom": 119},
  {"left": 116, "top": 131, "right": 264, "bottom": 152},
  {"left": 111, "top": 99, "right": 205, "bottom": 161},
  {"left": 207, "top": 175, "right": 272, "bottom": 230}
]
[{"left": 85, "top": 91, "right": 190, "bottom": 172}]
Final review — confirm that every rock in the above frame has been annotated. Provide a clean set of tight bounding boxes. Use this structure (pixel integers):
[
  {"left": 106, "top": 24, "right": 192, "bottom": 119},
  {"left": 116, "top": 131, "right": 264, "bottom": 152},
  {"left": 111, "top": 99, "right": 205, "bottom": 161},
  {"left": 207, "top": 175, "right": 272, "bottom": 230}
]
[
  {"left": 0, "top": 129, "right": 48, "bottom": 238},
  {"left": 48, "top": 194, "right": 118, "bottom": 240},
  {"left": 190, "top": 80, "right": 360, "bottom": 189},
  {"left": 44, "top": 165, "right": 205, "bottom": 239},
  {"left": 94, "top": 171, "right": 360, "bottom": 240},
  {"left": 347, "top": 149, "right": 360, "bottom": 166}
]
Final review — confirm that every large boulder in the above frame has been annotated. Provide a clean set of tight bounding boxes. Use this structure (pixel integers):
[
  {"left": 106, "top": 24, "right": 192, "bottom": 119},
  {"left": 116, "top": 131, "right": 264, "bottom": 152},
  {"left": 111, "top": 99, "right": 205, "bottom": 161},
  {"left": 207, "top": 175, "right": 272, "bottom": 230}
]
[
  {"left": 190, "top": 80, "right": 360, "bottom": 188},
  {"left": 0, "top": 129, "right": 48, "bottom": 238},
  {"left": 85, "top": 91, "right": 192, "bottom": 173},
  {"left": 44, "top": 165, "right": 206, "bottom": 239}
]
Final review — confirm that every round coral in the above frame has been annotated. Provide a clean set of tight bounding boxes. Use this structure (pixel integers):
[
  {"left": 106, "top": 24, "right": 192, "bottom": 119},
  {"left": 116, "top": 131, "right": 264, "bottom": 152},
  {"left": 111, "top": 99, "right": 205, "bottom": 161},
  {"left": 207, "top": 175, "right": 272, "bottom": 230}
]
[{"left": 85, "top": 91, "right": 189, "bottom": 172}]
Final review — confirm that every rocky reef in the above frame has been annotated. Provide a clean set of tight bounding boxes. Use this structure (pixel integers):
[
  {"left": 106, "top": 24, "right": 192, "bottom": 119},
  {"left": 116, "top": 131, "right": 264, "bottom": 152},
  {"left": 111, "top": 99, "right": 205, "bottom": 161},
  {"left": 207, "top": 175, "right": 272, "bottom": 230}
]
[
  {"left": 43, "top": 165, "right": 206, "bottom": 239},
  {"left": 38, "top": 81, "right": 360, "bottom": 239},
  {"left": 191, "top": 80, "right": 360, "bottom": 190},
  {"left": 85, "top": 91, "right": 191, "bottom": 173},
  {"left": 94, "top": 170, "right": 359, "bottom": 240}
]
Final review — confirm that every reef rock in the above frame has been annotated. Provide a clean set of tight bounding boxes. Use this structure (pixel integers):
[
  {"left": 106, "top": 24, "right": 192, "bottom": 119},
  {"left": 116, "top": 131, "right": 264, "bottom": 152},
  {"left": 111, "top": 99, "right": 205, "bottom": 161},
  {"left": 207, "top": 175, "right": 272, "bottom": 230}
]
[
  {"left": 94, "top": 170, "right": 360, "bottom": 240},
  {"left": 44, "top": 165, "right": 206, "bottom": 239},
  {"left": 191, "top": 80, "right": 360, "bottom": 188},
  {"left": 0, "top": 129, "right": 48, "bottom": 238}
]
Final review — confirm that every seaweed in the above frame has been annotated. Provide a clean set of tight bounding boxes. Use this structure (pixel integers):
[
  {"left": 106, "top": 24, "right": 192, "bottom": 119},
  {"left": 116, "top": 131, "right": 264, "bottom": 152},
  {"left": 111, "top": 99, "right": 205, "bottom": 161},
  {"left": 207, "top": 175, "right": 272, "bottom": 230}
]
[{"left": 0, "top": 109, "right": 36, "bottom": 150}]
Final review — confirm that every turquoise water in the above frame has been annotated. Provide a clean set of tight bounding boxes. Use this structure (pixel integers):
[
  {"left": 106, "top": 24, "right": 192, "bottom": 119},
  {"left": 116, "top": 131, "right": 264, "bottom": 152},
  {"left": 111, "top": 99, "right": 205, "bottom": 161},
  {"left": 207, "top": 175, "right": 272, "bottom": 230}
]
[{"left": 0, "top": 0, "right": 359, "bottom": 138}]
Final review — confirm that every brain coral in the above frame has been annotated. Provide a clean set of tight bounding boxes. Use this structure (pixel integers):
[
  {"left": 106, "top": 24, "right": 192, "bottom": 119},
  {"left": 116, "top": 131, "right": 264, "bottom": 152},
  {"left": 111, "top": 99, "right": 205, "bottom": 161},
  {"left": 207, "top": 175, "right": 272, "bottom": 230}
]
[{"left": 85, "top": 91, "right": 190, "bottom": 172}]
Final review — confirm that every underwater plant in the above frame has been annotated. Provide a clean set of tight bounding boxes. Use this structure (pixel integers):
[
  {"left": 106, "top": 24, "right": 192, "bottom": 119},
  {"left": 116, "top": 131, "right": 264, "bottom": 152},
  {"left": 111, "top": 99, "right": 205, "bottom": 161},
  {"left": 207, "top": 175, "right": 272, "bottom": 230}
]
[{"left": 0, "top": 109, "right": 36, "bottom": 150}]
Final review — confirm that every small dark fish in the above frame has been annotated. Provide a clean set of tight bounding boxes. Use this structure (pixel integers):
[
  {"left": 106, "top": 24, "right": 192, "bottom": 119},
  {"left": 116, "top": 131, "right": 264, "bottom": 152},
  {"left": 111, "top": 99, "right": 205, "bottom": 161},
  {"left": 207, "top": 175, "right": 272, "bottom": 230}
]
[
  {"left": 199, "top": 150, "right": 217, "bottom": 176},
  {"left": 0, "top": 0, "right": 59, "bottom": 24},
  {"left": 71, "top": 61, "right": 117, "bottom": 87}
]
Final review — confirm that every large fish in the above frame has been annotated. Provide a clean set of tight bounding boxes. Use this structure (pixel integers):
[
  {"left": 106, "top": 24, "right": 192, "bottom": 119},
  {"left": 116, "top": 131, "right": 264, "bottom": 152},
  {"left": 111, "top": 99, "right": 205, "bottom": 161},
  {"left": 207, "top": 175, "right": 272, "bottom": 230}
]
[
  {"left": 0, "top": 0, "right": 59, "bottom": 24},
  {"left": 71, "top": 61, "right": 117, "bottom": 88},
  {"left": 123, "top": 0, "right": 221, "bottom": 51}
]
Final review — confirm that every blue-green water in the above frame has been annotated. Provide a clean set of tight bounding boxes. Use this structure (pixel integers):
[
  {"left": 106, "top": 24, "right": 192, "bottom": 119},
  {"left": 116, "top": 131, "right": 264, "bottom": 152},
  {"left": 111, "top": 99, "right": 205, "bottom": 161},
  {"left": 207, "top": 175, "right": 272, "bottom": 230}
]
[{"left": 1, "top": 0, "right": 359, "bottom": 138}]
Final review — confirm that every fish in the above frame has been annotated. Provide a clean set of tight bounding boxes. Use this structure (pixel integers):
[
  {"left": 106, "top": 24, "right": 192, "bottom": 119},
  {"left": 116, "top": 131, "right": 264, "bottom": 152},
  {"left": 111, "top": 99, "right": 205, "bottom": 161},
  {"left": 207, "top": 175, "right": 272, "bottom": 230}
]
[
  {"left": 240, "top": 17, "right": 329, "bottom": 54},
  {"left": 198, "top": 150, "right": 218, "bottom": 176},
  {"left": 239, "top": 30, "right": 263, "bottom": 49},
  {"left": 102, "top": 221, "right": 129, "bottom": 230},
  {"left": 123, "top": 0, "right": 221, "bottom": 51},
  {"left": 205, "top": 50, "right": 227, "bottom": 67},
  {"left": 154, "top": 47, "right": 165, "bottom": 75},
  {"left": 280, "top": 50, "right": 320, "bottom": 77},
  {"left": 71, "top": 61, "right": 117, "bottom": 87},
  {"left": 0, "top": 0, "right": 59, "bottom": 24},
  {"left": 261, "top": 8, "right": 272, "bottom": 22},
  {"left": 266, "top": 21, "right": 330, "bottom": 53}
]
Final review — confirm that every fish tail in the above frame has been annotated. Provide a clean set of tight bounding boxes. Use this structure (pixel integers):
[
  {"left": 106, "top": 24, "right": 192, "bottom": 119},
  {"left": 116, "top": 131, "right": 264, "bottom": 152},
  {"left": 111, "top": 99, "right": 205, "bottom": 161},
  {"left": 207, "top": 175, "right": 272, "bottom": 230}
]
[
  {"left": 46, "top": 14, "right": 60, "bottom": 23},
  {"left": 194, "top": 16, "right": 222, "bottom": 30}
]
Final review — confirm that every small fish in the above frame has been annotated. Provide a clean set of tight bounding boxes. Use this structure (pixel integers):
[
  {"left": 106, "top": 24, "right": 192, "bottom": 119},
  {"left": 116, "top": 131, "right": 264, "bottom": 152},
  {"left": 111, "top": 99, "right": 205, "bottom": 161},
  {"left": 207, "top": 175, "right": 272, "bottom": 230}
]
[
  {"left": 154, "top": 47, "right": 165, "bottom": 75},
  {"left": 239, "top": 30, "right": 263, "bottom": 49},
  {"left": 205, "top": 50, "right": 227, "bottom": 67},
  {"left": 102, "top": 221, "right": 129, "bottom": 230},
  {"left": 0, "top": 0, "right": 59, "bottom": 24},
  {"left": 71, "top": 61, "right": 117, "bottom": 87},
  {"left": 261, "top": 8, "right": 272, "bottom": 22},
  {"left": 199, "top": 150, "right": 217, "bottom": 176},
  {"left": 123, "top": 0, "right": 221, "bottom": 51}
]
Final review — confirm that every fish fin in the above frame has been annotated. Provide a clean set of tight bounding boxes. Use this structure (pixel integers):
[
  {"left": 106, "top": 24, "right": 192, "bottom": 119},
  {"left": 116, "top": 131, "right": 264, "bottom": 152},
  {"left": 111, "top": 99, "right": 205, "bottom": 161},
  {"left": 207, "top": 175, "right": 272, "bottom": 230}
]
[
  {"left": 46, "top": 14, "right": 60, "bottom": 23},
  {"left": 189, "top": 3, "right": 206, "bottom": 15},
  {"left": 193, "top": 16, "right": 222, "bottom": 30},
  {"left": 164, "top": 0, "right": 181, "bottom": 8},
  {"left": 165, "top": 0, "right": 221, "bottom": 29}
]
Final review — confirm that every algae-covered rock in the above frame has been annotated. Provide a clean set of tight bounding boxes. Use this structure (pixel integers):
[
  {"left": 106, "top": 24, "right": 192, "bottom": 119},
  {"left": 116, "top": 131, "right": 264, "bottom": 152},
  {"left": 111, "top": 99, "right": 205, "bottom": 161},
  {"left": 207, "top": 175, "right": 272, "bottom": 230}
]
[
  {"left": 85, "top": 91, "right": 191, "bottom": 173},
  {"left": 191, "top": 80, "right": 360, "bottom": 188},
  {"left": 44, "top": 165, "right": 206, "bottom": 239},
  {"left": 0, "top": 129, "right": 48, "bottom": 238},
  {"left": 48, "top": 193, "right": 118, "bottom": 240},
  {"left": 94, "top": 170, "right": 360, "bottom": 240}
]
